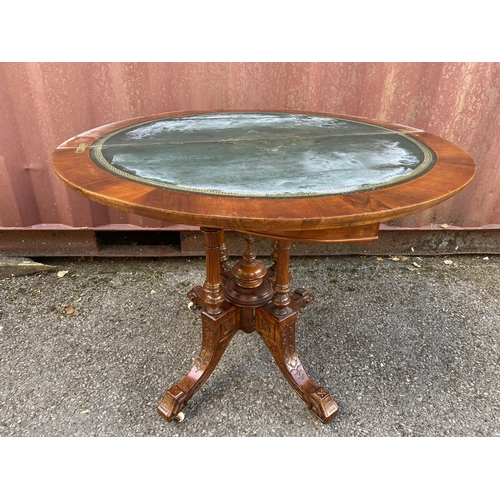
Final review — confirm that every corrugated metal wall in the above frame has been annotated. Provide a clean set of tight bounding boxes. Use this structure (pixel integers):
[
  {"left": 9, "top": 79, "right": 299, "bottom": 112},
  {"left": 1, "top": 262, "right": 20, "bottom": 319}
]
[{"left": 1, "top": 62, "right": 498, "bottom": 233}]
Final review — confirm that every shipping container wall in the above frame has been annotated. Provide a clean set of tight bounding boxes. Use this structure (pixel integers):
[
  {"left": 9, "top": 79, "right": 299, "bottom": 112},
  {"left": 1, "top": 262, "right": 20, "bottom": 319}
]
[{"left": 0, "top": 62, "right": 498, "bottom": 231}]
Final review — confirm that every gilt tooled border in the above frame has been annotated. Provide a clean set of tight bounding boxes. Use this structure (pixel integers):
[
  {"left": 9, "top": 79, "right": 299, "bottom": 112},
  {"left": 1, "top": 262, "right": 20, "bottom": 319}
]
[{"left": 89, "top": 114, "right": 436, "bottom": 199}]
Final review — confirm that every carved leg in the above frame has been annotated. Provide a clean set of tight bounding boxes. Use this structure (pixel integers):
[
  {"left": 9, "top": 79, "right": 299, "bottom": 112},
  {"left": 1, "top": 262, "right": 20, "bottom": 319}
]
[
  {"left": 256, "top": 306, "right": 338, "bottom": 423},
  {"left": 157, "top": 304, "right": 239, "bottom": 421},
  {"left": 158, "top": 227, "right": 238, "bottom": 421},
  {"left": 256, "top": 240, "right": 338, "bottom": 424}
]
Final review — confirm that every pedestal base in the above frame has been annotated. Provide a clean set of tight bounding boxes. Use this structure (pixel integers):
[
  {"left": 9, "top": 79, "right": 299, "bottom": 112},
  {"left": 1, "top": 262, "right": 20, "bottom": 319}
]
[{"left": 157, "top": 229, "right": 338, "bottom": 424}]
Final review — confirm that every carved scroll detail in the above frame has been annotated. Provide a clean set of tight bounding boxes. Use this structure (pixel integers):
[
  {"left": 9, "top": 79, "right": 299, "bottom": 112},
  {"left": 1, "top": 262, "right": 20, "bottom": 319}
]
[
  {"left": 157, "top": 304, "right": 239, "bottom": 421},
  {"left": 256, "top": 305, "right": 338, "bottom": 424}
]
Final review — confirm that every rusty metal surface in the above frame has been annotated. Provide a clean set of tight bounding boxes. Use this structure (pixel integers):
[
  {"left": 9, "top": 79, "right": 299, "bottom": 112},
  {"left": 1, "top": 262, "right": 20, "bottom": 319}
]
[
  {"left": 2, "top": 227, "right": 500, "bottom": 258},
  {"left": 0, "top": 62, "right": 498, "bottom": 234},
  {"left": 180, "top": 228, "right": 500, "bottom": 257}
]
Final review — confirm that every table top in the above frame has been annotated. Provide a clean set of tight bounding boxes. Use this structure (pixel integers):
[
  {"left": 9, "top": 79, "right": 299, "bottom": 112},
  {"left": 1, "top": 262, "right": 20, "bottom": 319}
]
[{"left": 52, "top": 110, "right": 476, "bottom": 242}]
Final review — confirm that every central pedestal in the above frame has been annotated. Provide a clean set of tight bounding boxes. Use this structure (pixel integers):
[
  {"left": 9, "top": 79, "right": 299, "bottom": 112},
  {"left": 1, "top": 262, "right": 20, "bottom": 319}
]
[
  {"left": 224, "top": 235, "right": 275, "bottom": 307},
  {"left": 157, "top": 228, "right": 339, "bottom": 424}
]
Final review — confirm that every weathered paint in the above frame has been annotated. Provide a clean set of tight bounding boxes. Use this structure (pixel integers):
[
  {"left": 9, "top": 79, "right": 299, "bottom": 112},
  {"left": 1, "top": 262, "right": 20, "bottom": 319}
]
[
  {"left": 0, "top": 62, "right": 498, "bottom": 233},
  {"left": 2, "top": 227, "right": 500, "bottom": 258}
]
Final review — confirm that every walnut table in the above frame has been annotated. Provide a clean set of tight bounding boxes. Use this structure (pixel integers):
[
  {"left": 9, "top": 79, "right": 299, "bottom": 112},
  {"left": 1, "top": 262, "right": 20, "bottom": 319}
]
[{"left": 52, "top": 111, "right": 475, "bottom": 424}]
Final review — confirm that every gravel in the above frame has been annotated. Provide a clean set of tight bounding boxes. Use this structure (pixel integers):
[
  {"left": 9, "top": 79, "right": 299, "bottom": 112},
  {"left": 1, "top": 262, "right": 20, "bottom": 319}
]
[{"left": 1, "top": 254, "right": 499, "bottom": 437}]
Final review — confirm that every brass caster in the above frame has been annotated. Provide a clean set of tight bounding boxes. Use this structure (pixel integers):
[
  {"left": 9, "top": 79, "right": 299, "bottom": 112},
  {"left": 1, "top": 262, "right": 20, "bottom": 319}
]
[{"left": 174, "top": 412, "right": 185, "bottom": 422}]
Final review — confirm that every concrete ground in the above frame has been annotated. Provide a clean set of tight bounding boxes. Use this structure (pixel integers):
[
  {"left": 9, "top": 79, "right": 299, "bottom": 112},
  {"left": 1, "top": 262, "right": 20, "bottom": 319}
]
[{"left": 1, "top": 252, "right": 499, "bottom": 437}]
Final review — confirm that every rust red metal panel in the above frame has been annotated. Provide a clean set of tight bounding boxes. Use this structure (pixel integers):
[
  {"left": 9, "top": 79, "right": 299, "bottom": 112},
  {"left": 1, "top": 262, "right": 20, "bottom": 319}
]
[{"left": 0, "top": 62, "right": 498, "bottom": 232}]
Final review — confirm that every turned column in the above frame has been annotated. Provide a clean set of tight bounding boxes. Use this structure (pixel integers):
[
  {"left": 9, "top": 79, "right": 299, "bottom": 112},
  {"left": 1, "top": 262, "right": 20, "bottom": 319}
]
[
  {"left": 201, "top": 227, "right": 224, "bottom": 316},
  {"left": 224, "top": 234, "right": 274, "bottom": 309},
  {"left": 272, "top": 239, "right": 292, "bottom": 316},
  {"left": 266, "top": 239, "right": 279, "bottom": 280},
  {"left": 219, "top": 229, "right": 233, "bottom": 281}
]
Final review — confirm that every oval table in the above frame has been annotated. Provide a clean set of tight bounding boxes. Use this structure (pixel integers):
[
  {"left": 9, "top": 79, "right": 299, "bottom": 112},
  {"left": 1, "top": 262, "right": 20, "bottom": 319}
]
[{"left": 52, "top": 110, "right": 476, "bottom": 424}]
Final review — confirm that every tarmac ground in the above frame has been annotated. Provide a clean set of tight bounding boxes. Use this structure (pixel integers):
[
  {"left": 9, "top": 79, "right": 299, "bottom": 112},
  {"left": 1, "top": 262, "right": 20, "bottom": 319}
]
[{"left": 1, "top": 253, "right": 499, "bottom": 437}]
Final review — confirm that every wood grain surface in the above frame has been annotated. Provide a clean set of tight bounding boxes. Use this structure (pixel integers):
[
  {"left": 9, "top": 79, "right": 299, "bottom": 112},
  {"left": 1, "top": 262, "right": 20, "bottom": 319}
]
[{"left": 52, "top": 110, "right": 476, "bottom": 242}]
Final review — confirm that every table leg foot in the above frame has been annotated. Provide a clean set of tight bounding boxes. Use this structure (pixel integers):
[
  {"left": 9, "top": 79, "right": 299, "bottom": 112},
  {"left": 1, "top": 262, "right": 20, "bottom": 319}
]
[
  {"left": 308, "top": 386, "right": 339, "bottom": 424},
  {"left": 157, "top": 304, "right": 239, "bottom": 422},
  {"left": 187, "top": 285, "right": 204, "bottom": 309},
  {"left": 289, "top": 287, "right": 314, "bottom": 311},
  {"left": 157, "top": 384, "right": 189, "bottom": 422},
  {"left": 256, "top": 306, "right": 338, "bottom": 424}
]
